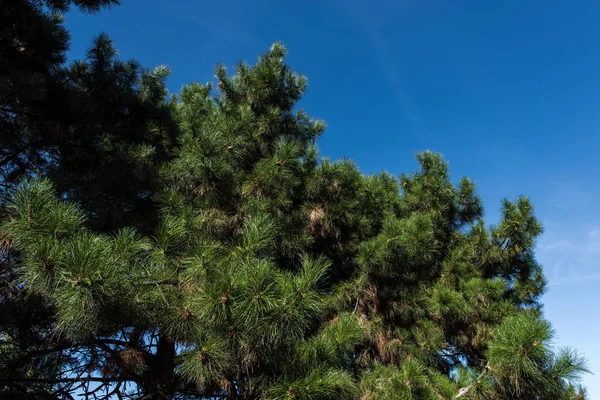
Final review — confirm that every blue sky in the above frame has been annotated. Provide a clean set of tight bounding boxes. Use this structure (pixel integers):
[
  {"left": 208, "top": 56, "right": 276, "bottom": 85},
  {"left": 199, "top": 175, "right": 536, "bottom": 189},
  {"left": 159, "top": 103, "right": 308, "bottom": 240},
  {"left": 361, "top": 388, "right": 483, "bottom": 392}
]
[{"left": 65, "top": 0, "right": 600, "bottom": 395}]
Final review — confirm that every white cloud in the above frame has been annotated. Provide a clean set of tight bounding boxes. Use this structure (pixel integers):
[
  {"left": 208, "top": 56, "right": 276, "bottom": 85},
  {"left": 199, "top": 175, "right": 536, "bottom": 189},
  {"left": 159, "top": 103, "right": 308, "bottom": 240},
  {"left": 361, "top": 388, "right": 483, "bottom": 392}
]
[
  {"left": 549, "top": 273, "right": 600, "bottom": 286},
  {"left": 540, "top": 239, "right": 572, "bottom": 253},
  {"left": 587, "top": 229, "right": 600, "bottom": 254},
  {"left": 538, "top": 226, "right": 600, "bottom": 286}
]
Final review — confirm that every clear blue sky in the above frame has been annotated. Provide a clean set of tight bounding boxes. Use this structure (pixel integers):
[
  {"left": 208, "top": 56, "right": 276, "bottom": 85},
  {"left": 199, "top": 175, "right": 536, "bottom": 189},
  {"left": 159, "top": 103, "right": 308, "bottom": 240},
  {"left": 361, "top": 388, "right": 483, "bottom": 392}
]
[{"left": 65, "top": 0, "right": 600, "bottom": 395}]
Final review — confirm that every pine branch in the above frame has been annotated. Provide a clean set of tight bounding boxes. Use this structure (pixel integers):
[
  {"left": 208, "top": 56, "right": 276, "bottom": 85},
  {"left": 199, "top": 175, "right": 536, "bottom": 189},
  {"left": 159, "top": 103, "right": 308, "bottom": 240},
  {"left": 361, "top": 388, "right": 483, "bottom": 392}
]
[
  {"left": 96, "top": 338, "right": 130, "bottom": 347},
  {"left": 0, "top": 377, "right": 136, "bottom": 384},
  {"left": 136, "top": 279, "right": 180, "bottom": 286},
  {"left": 10, "top": 340, "right": 73, "bottom": 363},
  {"left": 455, "top": 363, "right": 490, "bottom": 398}
]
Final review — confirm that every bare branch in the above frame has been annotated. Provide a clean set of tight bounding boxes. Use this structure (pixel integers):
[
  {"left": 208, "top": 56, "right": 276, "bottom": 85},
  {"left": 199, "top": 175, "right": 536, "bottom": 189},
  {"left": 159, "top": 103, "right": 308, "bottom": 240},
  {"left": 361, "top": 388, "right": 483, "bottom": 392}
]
[{"left": 455, "top": 363, "right": 490, "bottom": 398}]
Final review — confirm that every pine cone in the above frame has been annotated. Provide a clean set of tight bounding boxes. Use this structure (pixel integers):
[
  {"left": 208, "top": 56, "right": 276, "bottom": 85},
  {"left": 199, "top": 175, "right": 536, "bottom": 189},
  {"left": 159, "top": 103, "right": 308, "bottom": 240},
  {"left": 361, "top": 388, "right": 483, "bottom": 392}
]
[{"left": 183, "top": 307, "right": 192, "bottom": 321}]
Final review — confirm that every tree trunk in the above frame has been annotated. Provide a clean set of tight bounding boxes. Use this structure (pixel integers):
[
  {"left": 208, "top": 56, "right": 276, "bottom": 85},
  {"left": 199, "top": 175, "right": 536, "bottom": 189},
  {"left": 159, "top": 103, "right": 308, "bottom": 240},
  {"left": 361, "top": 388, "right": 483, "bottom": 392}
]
[{"left": 144, "top": 334, "right": 175, "bottom": 400}]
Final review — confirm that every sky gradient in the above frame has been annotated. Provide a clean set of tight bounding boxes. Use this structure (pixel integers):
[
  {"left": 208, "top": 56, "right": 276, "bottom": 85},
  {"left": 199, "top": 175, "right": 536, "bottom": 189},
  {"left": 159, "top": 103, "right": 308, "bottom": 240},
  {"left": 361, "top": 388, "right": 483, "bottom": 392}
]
[{"left": 65, "top": 0, "right": 600, "bottom": 395}]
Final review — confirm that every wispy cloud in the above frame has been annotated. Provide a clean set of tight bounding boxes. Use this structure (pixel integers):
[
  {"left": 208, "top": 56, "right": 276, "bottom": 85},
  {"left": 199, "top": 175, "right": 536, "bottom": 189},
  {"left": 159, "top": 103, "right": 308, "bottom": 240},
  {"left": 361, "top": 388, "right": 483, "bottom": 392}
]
[
  {"left": 587, "top": 229, "right": 600, "bottom": 254},
  {"left": 541, "top": 239, "right": 572, "bottom": 252},
  {"left": 160, "top": 2, "right": 258, "bottom": 52},
  {"left": 538, "top": 226, "right": 600, "bottom": 286},
  {"left": 533, "top": 177, "right": 600, "bottom": 288},
  {"left": 341, "top": 1, "right": 421, "bottom": 139},
  {"left": 547, "top": 179, "right": 595, "bottom": 211},
  {"left": 549, "top": 273, "right": 600, "bottom": 286}
]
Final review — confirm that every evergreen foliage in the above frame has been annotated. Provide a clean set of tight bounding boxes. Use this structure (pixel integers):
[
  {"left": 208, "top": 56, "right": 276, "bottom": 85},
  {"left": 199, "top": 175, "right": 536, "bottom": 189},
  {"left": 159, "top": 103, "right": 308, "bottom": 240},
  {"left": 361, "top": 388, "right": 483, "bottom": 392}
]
[
  {"left": 0, "top": 4, "right": 588, "bottom": 399},
  {"left": 1, "top": 0, "right": 176, "bottom": 231},
  {"left": 1, "top": 0, "right": 118, "bottom": 197},
  {"left": 1, "top": 2, "right": 175, "bottom": 398}
]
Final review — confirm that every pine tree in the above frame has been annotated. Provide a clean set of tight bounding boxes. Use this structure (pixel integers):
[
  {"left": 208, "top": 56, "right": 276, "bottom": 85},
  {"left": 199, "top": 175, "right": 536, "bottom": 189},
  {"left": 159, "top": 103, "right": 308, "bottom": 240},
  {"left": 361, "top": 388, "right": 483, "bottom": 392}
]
[
  {"left": 1, "top": 41, "right": 588, "bottom": 400},
  {"left": 1, "top": 0, "right": 176, "bottom": 231},
  {"left": 1, "top": 2, "right": 178, "bottom": 398},
  {"left": 0, "top": 0, "right": 119, "bottom": 198}
]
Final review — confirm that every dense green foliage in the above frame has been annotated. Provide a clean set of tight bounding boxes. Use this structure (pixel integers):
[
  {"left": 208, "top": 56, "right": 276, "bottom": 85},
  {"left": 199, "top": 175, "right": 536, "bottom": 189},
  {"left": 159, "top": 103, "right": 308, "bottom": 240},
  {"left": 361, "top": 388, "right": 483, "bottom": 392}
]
[
  {"left": 0, "top": 2, "right": 588, "bottom": 399},
  {"left": 1, "top": 0, "right": 176, "bottom": 230}
]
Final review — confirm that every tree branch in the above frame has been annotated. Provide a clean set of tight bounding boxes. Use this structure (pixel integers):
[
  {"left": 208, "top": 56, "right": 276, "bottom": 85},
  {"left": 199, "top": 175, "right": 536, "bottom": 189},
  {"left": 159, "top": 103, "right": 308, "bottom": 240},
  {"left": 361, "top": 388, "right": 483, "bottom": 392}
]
[
  {"left": 0, "top": 377, "right": 136, "bottom": 384},
  {"left": 136, "top": 279, "right": 180, "bottom": 286},
  {"left": 455, "top": 363, "right": 490, "bottom": 398}
]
